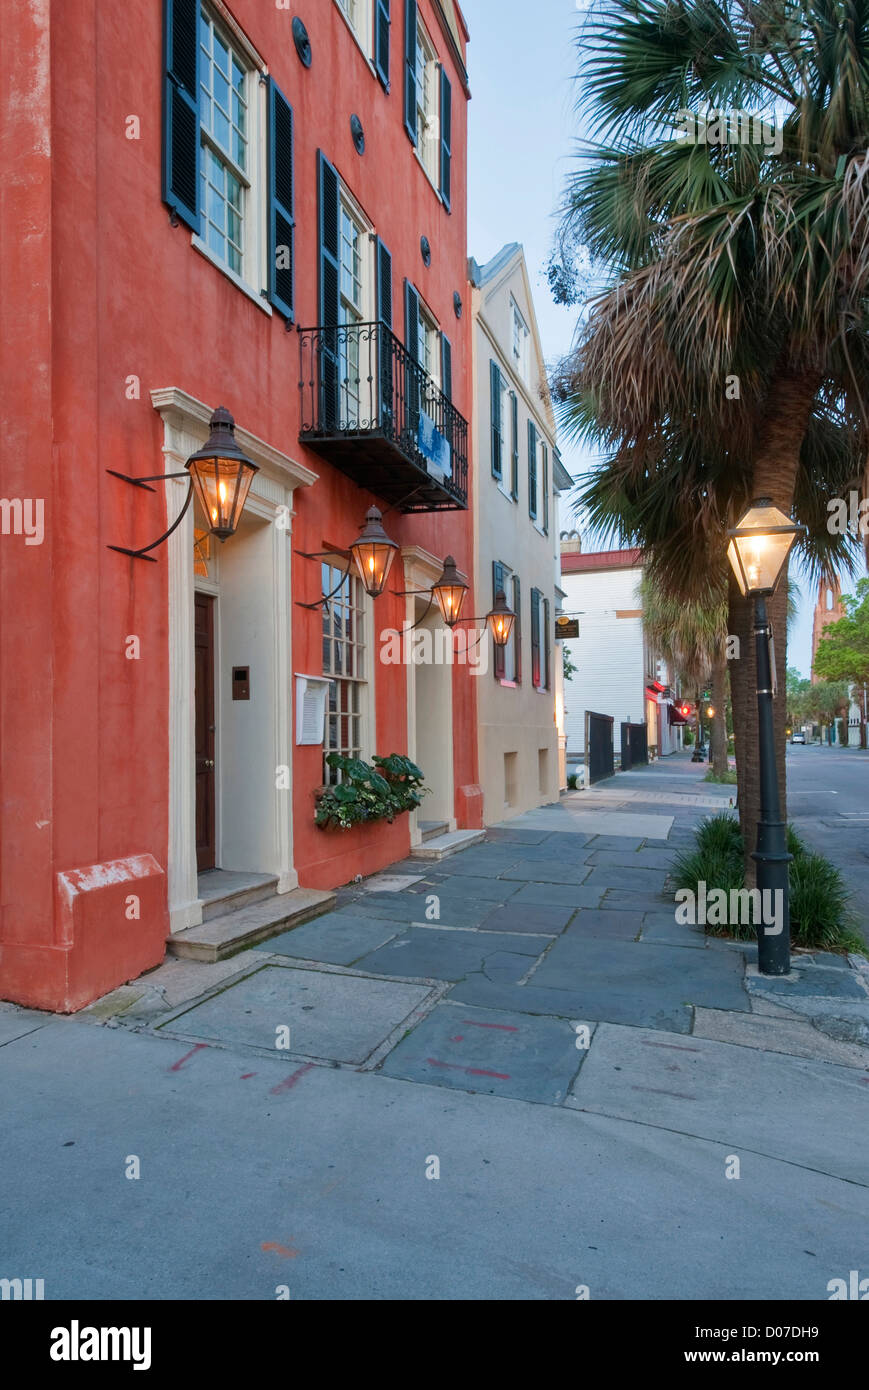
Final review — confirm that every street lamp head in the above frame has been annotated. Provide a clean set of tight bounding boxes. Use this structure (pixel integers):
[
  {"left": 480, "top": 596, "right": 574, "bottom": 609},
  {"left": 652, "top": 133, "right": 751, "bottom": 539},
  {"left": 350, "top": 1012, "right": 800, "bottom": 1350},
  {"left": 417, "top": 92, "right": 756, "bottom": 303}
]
[
  {"left": 432, "top": 555, "right": 469, "bottom": 627},
  {"left": 186, "top": 406, "right": 259, "bottom": 541},
  {"left": 726, "top": 498, "right": 804, "bottom": 596},
  {"left": 349, "top": 505, "right": 398, "bottom": 598},
  {"left": 486, "top": 589, "right": 516, "bottom": 648}
]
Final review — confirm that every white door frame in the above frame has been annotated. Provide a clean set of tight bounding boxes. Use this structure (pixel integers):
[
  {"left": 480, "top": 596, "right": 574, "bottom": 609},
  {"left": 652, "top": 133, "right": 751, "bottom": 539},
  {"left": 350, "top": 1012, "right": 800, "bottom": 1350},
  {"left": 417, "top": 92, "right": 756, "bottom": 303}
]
[
  {"left": 151, "top": 388, "right": 317, "bottom": 932},
  {"left": 401, "top": 544, "right": 457, "bottom": 845}
]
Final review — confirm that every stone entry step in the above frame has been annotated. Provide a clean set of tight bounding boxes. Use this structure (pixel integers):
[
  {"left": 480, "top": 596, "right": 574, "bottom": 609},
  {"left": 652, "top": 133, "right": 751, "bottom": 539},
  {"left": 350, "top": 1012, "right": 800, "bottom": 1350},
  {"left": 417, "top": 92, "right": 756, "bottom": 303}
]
[
  {"left": 418, "top": 819, "right": 449, "bottom": 843},
  {"left": 411, "top": 828, "right": 486, "bottom": 861},
  {"left": 168, "top": 886, "right": 336, "bottom": 963},
  {"left": 198, "top": 870, "right": 280, "bottom": 922}
]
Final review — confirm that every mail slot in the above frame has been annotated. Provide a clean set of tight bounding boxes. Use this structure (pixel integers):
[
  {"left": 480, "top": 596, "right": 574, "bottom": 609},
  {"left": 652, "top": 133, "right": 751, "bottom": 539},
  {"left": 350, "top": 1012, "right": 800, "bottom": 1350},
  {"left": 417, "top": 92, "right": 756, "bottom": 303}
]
[{"left": 232, "top": 666, "right": 250, "bottom": 700}]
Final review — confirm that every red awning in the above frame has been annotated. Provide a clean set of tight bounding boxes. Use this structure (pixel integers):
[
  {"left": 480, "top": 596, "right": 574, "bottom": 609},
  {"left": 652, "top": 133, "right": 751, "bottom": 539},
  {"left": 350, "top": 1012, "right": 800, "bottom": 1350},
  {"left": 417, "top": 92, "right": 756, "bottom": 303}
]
[{"left": 668, "top": 704, "right": 690, "bottom": 725}]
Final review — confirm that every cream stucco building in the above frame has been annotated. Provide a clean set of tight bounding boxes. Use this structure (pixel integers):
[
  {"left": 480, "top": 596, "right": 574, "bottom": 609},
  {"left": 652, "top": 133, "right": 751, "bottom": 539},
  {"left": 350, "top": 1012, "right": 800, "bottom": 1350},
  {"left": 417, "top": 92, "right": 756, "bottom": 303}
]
[{"left": 469, "top": 244, "right": 573, "bottom": 821}]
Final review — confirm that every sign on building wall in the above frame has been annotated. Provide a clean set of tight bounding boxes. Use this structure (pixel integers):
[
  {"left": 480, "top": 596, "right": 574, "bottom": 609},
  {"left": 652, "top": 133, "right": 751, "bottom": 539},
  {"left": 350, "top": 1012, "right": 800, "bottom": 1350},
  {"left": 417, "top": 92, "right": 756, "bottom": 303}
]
[
  {"left": 555, "top": 615, "right": 580, "bottom": 639},
  {"left": 295, "top": 675, "right": 329, "bottom": 745}
]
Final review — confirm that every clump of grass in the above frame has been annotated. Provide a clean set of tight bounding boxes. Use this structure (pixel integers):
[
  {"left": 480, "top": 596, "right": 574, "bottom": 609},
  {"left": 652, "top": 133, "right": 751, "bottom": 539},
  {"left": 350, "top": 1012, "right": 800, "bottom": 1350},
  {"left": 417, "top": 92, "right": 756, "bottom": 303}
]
[
  {"left": 789, "top": 853, "right": 863, "bottom": 952},
  {"left": 704, "top": 768, "right": 738, "bottom": 784},
  {"left": 670, "top": 814, "right": 864, "bottom": 953}
]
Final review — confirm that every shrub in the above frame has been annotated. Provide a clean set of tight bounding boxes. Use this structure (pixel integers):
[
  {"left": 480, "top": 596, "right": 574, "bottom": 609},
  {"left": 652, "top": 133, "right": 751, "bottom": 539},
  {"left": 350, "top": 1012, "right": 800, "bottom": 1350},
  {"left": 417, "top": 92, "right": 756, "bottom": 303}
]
[
  {"left": 704, "top": 768, "right": 738, "bottom": 784},
  {"left": 671, "top": 813, "right": 863, "bottom": 953},
  {"left": 567, "top": 772, "right": 579, "bottom": 789},
  {"left": 789, "top": 853, "right": 863, "bottom": 952},
  {"left": 315, "top": 752, "right": 429, "bottom": 830}
]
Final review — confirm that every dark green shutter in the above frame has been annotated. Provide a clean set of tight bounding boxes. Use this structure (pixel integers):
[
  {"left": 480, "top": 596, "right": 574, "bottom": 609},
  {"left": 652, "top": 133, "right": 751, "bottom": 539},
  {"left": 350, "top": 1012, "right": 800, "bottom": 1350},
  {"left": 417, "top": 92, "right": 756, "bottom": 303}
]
[
  {"left": 542, "top": 444, "right": 549, "bottom": 532},
  {"left": 405, "top": 280, "right": 420, "bottom": 432},
  {"left": 318, "top": 152, "right": 341, "bottom": 427},
  {"left": 405, "top": 281, "right": 420, "bottom": 356},
  {"left": 377, "top": 238, "right": 394, "bottom": 426},
  {"left": 404, "top": 0, "right": 417, "bottom": 143},
  {"left": 376, "top": 238, "right": 393, "bottom": 327},
  {"left": 490, "top": 361, "right": 502, "bottom": 478},
  {"left": 512, "top": 575, "right": 521, "bottom": 682},
  {"left": 530, "top": 588, "right": 541, "bottom": 687},
  {"left": 543, "top": 597, "right": 551, "bottom": 689},
  {"left": 375, "top": 0, "right": 391, "bottom": 90},
  {"left": 493, "top": 562, "right": 506, "bottom": 680},
  {"left": 162, "top": 0, "right": 200, "bottom": 232},
  {"left": 441, "top": 333, "right": 452, "bottom": 401},
  {"left": 267, "top": 79, "right": 294, "bottom": 321},
  {"left": 510, "top": 391, "right": 519, "bottom": 499},
  {"left": 439, "top": 68, "right": 452, "bottom": 210},
  {"left": 528, "top": 420, "right": 537, "bottom": 519}
]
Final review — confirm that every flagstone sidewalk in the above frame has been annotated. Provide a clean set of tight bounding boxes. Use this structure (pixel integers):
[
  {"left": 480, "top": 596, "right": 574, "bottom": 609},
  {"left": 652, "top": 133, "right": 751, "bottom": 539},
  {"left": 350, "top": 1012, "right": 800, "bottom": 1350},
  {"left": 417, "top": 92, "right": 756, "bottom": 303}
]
[{"left": 3, "top": 759, "right": 868, "bottom": 1299}]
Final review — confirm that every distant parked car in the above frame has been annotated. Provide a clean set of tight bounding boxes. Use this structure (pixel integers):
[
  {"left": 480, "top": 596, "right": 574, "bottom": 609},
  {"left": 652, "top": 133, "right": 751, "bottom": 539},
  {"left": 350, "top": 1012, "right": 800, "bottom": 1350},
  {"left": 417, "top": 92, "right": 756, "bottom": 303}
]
[{"left": 791, "top": 730, "right": 806, "bottom": 744}]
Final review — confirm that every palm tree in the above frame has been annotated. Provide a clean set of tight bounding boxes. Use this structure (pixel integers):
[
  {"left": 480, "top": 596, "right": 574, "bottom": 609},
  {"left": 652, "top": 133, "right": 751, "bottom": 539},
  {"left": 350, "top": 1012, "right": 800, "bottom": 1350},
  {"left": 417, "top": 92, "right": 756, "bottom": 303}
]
[
  {"left": 554, "top": 0, "right": 869, "bottom": 873},
  {"left": 571, "top": 404, "right": 859, "bottom": 874},
  {"left": 639, "top": 571, "right": 730, "bottom": 774}
]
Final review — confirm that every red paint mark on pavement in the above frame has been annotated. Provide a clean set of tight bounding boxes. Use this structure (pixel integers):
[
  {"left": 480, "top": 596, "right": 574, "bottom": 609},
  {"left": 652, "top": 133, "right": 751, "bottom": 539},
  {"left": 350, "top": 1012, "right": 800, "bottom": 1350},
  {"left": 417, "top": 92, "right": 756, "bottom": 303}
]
[
  {"left": 261, "top": 1242, "right": 299, "bottom": 1258},
  {"left": 450, "top": 1035, "right": 464, "bottom": 1042},
  {"left": 463, "top": 1019, "right": 518, "bottom": 1031},
  {"left": 270, "top": 1063, "right": 315, "bottom": 1095},
  {"left": 240, "top": 1072, "right": 256, "bottom": 1079},
  {"left": 168, "top": 1044, "right": 209, "bottom": 1072},
  {"left": 631, "top": 1085, "right": 697, "bottom": 1100},
  {"left": 426, "top": 1057, "right": 510, "bottom": 1080},
  {"left": 641, "top": 1040, "right": 700, "bottom": 1052}
]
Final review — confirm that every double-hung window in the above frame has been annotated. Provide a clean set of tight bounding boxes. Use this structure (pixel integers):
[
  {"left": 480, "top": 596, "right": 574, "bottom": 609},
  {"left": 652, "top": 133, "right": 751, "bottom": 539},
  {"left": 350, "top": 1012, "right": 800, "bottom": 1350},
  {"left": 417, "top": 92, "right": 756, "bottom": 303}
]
[
  {"left": 415, "top": 24, "right": 439, "bottom": 182},
  {"left": 322, "top": 564, "right": 367, "bottom": 784},
  {"left": 338, "top": 200, "right": 366, "bottom": 425},
  {"left": 510, "top": 298, "right": 529, "bottom": 383},
  {"left": 198, "top": 9, "right": 249, "bottom": 276},
  {"left": 163, "top": 1, "right": 294, "bottom": 318}
]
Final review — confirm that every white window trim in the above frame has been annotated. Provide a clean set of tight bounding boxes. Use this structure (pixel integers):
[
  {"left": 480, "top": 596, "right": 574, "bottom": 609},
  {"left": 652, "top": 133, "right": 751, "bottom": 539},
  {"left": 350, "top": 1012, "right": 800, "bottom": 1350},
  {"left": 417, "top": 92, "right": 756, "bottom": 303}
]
[
  {"left": 339, "top": 186, "right": 375, "bottom": 321},
  {"left": 414, "top": 20, "right": 440, "bottom": 192},
  {"left": 334, "top": 0, "right": 377, "bottom": 71},
  {"left": 192, "top": 6, "right": 269, "bottom": 306}
]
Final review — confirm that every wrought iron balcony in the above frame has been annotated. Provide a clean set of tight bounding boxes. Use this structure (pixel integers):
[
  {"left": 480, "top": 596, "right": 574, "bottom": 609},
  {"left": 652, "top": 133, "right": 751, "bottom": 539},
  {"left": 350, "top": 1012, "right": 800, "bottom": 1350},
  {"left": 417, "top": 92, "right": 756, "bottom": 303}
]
[{"left": 298, "top": 321, "right": 468, "bottom": 512}]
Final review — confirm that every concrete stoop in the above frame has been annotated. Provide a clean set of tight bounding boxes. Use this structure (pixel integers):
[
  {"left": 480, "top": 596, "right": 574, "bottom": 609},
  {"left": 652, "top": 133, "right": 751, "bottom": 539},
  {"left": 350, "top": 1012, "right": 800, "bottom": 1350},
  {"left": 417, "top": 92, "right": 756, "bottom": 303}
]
[
  {"left": 410, "top": 828, "right": 486, "bottom": 861},
  {"left": 168, "top": 886, "right": 336, "bottom": 962}
]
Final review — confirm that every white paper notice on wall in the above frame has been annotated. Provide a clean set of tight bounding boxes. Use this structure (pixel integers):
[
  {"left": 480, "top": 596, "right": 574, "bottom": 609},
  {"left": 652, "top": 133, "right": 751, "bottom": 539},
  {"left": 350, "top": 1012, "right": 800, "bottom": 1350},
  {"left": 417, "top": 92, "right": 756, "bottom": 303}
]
[{"left": 295, "top": 675, "right": 330, "bottom": 745}]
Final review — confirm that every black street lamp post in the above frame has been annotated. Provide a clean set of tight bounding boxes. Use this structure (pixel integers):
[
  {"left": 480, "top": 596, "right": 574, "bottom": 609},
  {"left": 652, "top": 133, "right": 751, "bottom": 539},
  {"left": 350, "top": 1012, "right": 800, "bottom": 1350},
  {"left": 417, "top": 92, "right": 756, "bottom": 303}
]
[{"left": 727, "top": 499, "right": 804, "bottom": 976}]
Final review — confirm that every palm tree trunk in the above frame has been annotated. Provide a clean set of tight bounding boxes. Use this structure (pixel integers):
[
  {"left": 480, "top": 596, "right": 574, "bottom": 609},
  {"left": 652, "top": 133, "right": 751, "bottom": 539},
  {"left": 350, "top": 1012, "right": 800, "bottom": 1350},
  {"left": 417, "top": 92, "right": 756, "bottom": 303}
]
[
  {"left": 731, "top": 368, "right": 819, "bottom": 885},
  {"left": 710, "top": 653, "right": 728, "bottom": 776}
]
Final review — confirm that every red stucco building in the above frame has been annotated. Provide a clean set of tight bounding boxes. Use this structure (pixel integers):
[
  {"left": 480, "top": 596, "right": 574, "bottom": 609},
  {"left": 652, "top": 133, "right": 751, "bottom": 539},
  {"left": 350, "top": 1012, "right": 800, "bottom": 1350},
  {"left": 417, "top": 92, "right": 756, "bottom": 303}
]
[{"left": 1, "top": 0, "right": 480, "bottom": 1011}]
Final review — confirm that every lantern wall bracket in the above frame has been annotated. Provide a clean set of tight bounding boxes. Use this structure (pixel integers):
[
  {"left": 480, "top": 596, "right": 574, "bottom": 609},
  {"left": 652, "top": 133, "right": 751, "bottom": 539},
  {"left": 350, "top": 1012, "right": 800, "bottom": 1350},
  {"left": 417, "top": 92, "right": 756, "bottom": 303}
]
[
  {"left": 295, "top": 550, "right": 353, "bottom": 610},
  {"left": 106, "top": 469, "right": 194, "bottom": 562}
]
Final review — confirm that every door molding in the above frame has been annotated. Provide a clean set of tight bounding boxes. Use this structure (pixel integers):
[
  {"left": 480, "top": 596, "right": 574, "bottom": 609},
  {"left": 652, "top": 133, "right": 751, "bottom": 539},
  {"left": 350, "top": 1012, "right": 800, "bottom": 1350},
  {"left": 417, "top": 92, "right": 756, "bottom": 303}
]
[{"left": 152, "top": 389, "right": 317, "bottom": 932}]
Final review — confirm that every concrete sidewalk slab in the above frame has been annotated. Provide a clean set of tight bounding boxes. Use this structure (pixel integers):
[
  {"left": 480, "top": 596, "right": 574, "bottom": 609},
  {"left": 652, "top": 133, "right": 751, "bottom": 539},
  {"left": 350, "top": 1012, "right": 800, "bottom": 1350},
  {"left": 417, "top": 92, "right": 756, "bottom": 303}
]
[
  {"left": 356, "top": 925, "right": 546, "bottom": 982},
  {"left": 1, "top": 1021, "right": 864, "bottom": 1299},
  {"left": 0, "top": 1005, "right": 53, "bottom": 1045},
  {"left": 379, "top": 1002, "right": 588, "bottom": 1103},
  {"left": 156, "top": 964, "right": 434, "bottom": 1064},
  {"left": 692, "top": 1005, "right": 869, "bottom": 1069},
  {"left": 499, "top": 808, "right": 675, "bottom": 839},
  {"left": 568, "top": 1021, "right": 869, "bottom": 1184}
]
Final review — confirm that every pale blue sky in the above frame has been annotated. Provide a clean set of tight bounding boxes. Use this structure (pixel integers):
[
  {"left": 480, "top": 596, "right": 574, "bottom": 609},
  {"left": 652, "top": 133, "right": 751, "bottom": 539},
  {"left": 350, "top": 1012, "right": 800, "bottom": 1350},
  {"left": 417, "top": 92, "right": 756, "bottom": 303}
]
[{"left": 461, "top": 0, "right": 820, "bottom": 674}]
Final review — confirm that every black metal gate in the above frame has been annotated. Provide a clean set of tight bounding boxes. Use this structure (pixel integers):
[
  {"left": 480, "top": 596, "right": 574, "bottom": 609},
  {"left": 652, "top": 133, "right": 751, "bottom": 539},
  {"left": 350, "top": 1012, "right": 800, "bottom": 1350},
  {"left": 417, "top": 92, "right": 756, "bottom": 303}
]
[
  {"left": 586, "top": 711, "right": 614, "bottom": 784},
  {"left": 620, "top": 722, "right": 648, "bottom": 771}
]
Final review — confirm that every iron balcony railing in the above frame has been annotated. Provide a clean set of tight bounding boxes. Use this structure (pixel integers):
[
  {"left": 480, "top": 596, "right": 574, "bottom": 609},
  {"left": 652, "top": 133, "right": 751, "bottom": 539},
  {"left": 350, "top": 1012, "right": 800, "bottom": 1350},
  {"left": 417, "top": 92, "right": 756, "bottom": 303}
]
[{"left": 298, "top": 320, "right": 468, "bottom": 511}]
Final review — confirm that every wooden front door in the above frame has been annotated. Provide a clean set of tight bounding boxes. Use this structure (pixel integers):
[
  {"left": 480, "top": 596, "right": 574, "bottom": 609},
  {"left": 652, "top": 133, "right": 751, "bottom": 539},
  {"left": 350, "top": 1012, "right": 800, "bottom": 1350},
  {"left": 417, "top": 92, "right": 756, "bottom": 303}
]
[{"left": 195, "top": 593, "right": 216, "bottom": 871}]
